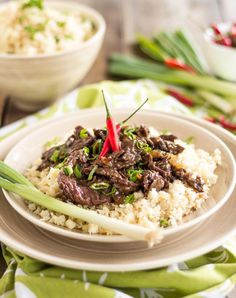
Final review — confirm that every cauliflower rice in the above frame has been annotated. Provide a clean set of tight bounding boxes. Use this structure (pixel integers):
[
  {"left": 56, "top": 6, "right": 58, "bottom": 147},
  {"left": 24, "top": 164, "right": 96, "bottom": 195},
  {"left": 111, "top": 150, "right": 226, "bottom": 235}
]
[
  {"left": 0, "top": 0, "right": 95, "bottom": 55},
  {"left": 24, "top": 129, "right": 222, "bottom": 235}
]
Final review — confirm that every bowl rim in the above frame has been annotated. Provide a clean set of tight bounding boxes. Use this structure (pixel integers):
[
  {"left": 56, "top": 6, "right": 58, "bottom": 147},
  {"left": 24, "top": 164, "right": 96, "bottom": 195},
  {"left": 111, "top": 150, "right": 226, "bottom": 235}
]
[
  {"left": 0, "top": 0, "right": 106, "bottom": 60},
  {"left": 3, "top": 109, "right": 236, "bottom": 243},
  {"left": 203, "top": 22, "right": 236, "bottom": 52}
]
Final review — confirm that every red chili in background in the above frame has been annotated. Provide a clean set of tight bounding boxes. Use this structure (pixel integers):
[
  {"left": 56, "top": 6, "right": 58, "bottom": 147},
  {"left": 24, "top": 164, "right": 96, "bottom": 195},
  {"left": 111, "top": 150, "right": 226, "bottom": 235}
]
[
  {"left": 219, "top": 115, "right": 236, "bottom": 131},
  {"left": 164, "top": 58, "right": 196, "bottom": 74},
  {"left": 166, "top": 89, "right": 194, "bottom": 107},
  {"left": 211, "top": 24, "right": 221, "bottom": 35},
  {"left": 102, "top": 90, "right": 120, "bottom": 152}
]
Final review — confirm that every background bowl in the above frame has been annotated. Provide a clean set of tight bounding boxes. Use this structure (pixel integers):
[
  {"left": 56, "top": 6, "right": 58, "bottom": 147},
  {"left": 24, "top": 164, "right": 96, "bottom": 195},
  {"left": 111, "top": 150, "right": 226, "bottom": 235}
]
[
  {"left": 0, "top": 0, "right": 105, "bottom": 111},
  {"left": 203, "top": 22, "right": 236, "bottom": 81},
  {"left": 3, "top": 110, "right": 236, "bottom": 243}
]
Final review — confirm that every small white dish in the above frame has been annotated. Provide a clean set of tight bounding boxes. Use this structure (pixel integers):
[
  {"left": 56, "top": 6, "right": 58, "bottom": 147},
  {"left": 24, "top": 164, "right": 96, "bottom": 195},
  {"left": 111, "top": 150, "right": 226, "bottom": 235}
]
[
  {"left": 0, "top": 0, "right": 106, "bottom": 110},
  {"left": 3, "top": 110, "right": 236, "bottom": 243},
  {"left": 203, "top": 22, "right": 236, "bottom": 81}
]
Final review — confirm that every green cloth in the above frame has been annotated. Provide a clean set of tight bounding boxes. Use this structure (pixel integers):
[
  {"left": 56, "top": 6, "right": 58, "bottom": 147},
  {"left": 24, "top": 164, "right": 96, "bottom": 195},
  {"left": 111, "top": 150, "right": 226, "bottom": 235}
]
[{"left": 0, "top": 79, "right": 236, "bottom": 298}]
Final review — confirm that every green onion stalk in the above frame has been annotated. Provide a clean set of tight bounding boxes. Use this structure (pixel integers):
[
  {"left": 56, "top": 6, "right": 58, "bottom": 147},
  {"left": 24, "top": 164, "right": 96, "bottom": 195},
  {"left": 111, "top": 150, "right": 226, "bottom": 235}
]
[{"left": 0, "top": 161, "right": 162, "bottom": 246}]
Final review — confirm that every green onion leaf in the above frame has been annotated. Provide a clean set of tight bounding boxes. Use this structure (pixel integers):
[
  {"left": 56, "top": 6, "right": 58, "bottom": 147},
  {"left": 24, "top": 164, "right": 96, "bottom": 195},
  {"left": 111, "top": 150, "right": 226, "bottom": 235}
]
[
  {"left": 90, "top": 182, "right": 110, "bottom": 190},
  {"left": 88, "top": 165, "right": 98, "bottom": 181},
  {"left": 136, "top": 140, "right": 152, "bottom": 153},
  {"left": 74, "top": 165, "right": 82, "bottom": 179},
  {"left": 63, "top": 166, "right": 73, "bottom": 176},
  {"left": 160, "top": 218, "right": 169, "bottom": 228},
  {"left": 92, "top": 140, "right": 102, "bottom": 155},
  {"left": 185, "top": 136, "right": 195, "bottom": 144},
  {"left": 127, "top": 169, "right": 143, "bottom": 182},
  {"left": 50, "top": 150, "right": 60, "bottom": 162},
  {"left": 83, "top": 147, "right": 90, "bottom": 156},
  {"left": 79, "top": 129, "right": 88, "bottom": 139},
  {"left": 57, "top": 21, "right": 66, "bottom": 28},
  {"left": 124, "top": 193, "right": 136, "bottom": 204},
  {"left": 123, "top": 127, "right": 136, "bottom": 140}
]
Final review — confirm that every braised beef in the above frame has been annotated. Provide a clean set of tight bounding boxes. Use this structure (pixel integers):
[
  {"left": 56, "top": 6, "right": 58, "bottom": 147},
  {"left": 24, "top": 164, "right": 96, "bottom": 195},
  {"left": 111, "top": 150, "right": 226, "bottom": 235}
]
[{"left": 38, "top": 124, "right": 205, "bottom": 206}]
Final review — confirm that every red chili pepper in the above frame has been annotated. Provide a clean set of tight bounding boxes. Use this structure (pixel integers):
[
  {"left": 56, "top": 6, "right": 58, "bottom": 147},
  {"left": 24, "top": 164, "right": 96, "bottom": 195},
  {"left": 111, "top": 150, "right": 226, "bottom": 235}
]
[
  {"left": 211, "top": 24, "right": 221, "bottom": 35},
  {"left": 99, "top": 98, "right": 149, "bottom": 157},
  {"left": 164, "top": 58, "right": 196, "bottom": 74},
  {"left": 166, "top": 89, "right": 194, "bottom": 107},
  {"left": 231, "top": 25, "right": 236, "bottom": 38},
  {"left": 102, "top": 91, "right": 120, "bottom": 153},
  {"left": 219, "top": 115, "right": 236, "bottom": 131},
  {"left": 215, "top": 36, "right": 232, "bottom": 47}
]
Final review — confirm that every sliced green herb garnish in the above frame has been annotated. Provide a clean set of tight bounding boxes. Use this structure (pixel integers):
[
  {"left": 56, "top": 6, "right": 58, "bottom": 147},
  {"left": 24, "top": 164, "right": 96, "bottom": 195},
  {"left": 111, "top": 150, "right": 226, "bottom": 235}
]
[
  {"left": 79, "top": 129, "right": 88, "bottom": 139},
  {"left": 123, "top": 127, "right": 136, "bottom": 140},
  {"left": 74, "top": 165, "right": 82, "bottom": 179},
  {"left": 44, "top": 137, "right": 60, "bottom": 149},
  {"left": 136, "top": 140, "right": 152, "bottom": 153},
  {"left": 124, "top": 193, "right": 136, "bottom": 204},
  {"left": 54, "top": 36, "right": 60, "bottom": 44},
  {"left": 87, "top": 165, "right": 98, "bottom": 181},
  {"left": 64, "top": 34, "right": 73, "bottom": 40},
  {"left": 22, "top": 0, "right": 43, "bottom": 10},
  {"left": 57, "top": 21, "right": 66, "bottom": 28},
  {"left": 105, "top": 186, "right": 117, "bottom": 196},
  {"left": 83, "top": 147, "right": 90, "bottom": 156},
  {"left": 24, "top": 23, "right": 46, "bottom": 39},
  {"left": 90, "top": 182, "right": 110, "bottom": 190},
  {"left": 63, "top": 165, "right": 73, "bottom": 176},
  {"left": 50, "top": 150, "right": 60, "bottom": 162},
  {"left": 160, "top": 218, "right": 169, "bottom": 228},
  {"left": 185, "top": 136, "right": 195, "bottom": 144},
  {"left": 160, "top": 129, "right": 170, "bottom": 135},
  {"left": 92, "top": 140, "right": 102, "bottom": 155},
  {"left": 127, "top": 169, "right": 143, "bottom": 182}
]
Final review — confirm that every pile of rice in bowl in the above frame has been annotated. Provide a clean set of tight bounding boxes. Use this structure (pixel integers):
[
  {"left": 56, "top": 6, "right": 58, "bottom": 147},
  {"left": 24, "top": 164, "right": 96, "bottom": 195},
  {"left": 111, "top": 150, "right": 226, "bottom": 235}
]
[
  {"left": 24, "top": 124, "right": 221, "bottom": 235},
  {"left": 0, "top": 0, "right": 95, "bottom": 55}
]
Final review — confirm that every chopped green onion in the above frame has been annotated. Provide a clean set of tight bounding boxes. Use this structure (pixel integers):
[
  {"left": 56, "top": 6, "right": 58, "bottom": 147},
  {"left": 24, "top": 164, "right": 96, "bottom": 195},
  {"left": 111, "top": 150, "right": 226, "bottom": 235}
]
[
  {"left": 21, "top": 0, "right": 43, "bottom": 10},
  {"left": 160, "top": 218, "right": 169, "bottom": 228},
  {"left": 57, "top": 21, "right": 66, "bottom": 28},
  {"left": 92, "top": 140, "right": 102, "bottom": 155},
  {"left": 88, "top": 165, "right": 98, "bottom": 181},
  {"left": 90, "top": 182, "right": 110, "bottom": 190},
  {"left": 105, "top": 186, "right": 117, "bottom": 196},
  {"left": 74, "top": 165, "right": 82, "bottom": 179},
  {"left": 83, "top": 147, "right": 90, "bottom": 156},
  {"left": 79, "top": 129, "right": 88, "bottom": 139},
  {"left": 123, "top": 127, "right": 136, "bottom": 140},
  {"left": 185, "top": 136, "right": 195, "bottom": 144},
  {"left": 124, "top": 193, "right": 136, "bottom": 204},
  {"left": 127, "top": 169, "right": 143, "bottom": 182},
  {"left": 50, "top": 150, "right": 60, "bottom": 162},
  {"left": 63, "top": 166, "right": 73, "bottom": 176},
  {"left": 136, "top": 140, "right": 152, "bottom": 153}
]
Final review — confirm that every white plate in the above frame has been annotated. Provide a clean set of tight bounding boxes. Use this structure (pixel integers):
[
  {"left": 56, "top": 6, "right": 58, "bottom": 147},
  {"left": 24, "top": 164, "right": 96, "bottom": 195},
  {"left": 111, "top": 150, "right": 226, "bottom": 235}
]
[
  {"left": 0, "top": 111, "right": 235, "bottom": 271},
  {"left": 3, "top": 110, "right": 236, "bottom": 242}
]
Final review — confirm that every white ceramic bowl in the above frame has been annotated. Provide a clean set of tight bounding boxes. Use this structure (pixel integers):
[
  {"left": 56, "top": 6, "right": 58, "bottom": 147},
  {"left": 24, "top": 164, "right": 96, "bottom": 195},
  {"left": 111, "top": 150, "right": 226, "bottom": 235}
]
[
  {"left": 3, "top": 110, "right": 236, "bottom": 243},
  {"left": 203, "top": 23, "right": 236, "bottom": 81},
  {"left": 0, "top": 1, "right": 105, "bottom": 111}
]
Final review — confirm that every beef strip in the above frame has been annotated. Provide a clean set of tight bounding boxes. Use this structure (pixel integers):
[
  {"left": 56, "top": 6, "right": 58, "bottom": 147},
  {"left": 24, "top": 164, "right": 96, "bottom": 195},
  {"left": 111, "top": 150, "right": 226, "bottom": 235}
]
[
  {"left": 172, "top": 168, "right": 204, "bottom": 192},
  {"left": 142, "top": 170, "right": 165, "bottom": 192},
  {"left": 160, "top": 134, "right": 177, "bottom": 142},
  {"left": 151, "top": 137, "right": 184, "bottom": 155},
  {"left": 58, "top": 172, "right": 111, "bottom": 205}
]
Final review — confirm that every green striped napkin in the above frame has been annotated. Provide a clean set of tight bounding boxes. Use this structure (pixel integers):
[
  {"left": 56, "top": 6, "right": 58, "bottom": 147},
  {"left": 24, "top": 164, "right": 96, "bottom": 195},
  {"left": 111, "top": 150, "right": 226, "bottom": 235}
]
[{"left": 0, "top": 79, "right": 236, "bottom": 298}]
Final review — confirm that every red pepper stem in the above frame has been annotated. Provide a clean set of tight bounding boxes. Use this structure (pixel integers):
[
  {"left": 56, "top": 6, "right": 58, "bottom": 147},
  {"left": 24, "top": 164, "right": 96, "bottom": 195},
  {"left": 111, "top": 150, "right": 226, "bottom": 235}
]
[
  {"left": 121, "top": 98, "right": 149, "bottom": 125},
  {"left": 101, "top": 90, "right": 111, "bottom": 119}
]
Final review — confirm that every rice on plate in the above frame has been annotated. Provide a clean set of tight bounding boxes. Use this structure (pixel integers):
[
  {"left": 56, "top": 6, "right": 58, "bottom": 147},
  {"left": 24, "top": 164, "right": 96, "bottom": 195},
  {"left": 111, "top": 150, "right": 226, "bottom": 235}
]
[
  {"left": 24, "top": 125, "right": 221, "bottom": 235},
  {"left": 0, "top": 0, "right": 95, "bottom": 55}
]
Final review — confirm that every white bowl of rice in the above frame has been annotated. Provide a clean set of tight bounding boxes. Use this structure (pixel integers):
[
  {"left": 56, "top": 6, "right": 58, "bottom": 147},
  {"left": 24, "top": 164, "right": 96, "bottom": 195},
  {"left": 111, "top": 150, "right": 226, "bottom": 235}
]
[
  {"left": 0, "top": 0, "right": 105, "bottom": 110},
  {"left": 3, "top": 110, "right": 236, "bottom": 243}
]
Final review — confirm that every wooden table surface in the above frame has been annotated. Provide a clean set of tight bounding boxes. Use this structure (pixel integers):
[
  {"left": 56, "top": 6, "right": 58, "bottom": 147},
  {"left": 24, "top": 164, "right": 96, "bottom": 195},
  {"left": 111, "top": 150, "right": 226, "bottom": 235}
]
[{"left": 0, "top": 0, "right": 236, "bottom": 296}]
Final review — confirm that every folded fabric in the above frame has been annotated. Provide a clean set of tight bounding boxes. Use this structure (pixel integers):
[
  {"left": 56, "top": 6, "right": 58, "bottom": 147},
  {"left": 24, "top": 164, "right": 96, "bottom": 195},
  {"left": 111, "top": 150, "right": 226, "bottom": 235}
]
[{"left": 0, "top": 79, "right": 235, "bottom": 298}]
